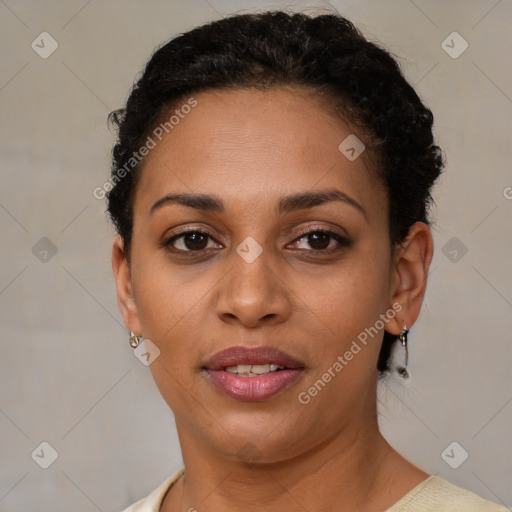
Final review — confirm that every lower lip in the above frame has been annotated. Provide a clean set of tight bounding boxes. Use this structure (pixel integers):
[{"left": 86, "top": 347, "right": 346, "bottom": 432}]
[{"left": 206, "top": 369, "right": 304, "bottom": 401}]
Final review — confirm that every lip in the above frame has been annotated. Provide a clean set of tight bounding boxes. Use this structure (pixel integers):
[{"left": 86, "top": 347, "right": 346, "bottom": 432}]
[
  {"left": 203, "top": 346, "right": 305, "bottom": 401},
  {"left": 204, "top": 346, "right": 305, "bottom": 370}
]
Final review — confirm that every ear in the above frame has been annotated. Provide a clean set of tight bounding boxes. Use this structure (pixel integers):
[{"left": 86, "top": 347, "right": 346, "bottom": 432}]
[
  {"left": 386, "top": 222, "right": 434, "bottom": 335},
  {"left": 112, "top": 235, "right": 141, "bottom": 335}
]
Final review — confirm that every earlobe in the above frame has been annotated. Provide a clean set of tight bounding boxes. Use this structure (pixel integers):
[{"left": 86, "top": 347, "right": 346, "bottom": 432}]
[
  {"left": 112, "top": 235, "right": 141, "bottom": 334},
  {"left": 387, "top": 222, "right": 434, "bottom": 335}
]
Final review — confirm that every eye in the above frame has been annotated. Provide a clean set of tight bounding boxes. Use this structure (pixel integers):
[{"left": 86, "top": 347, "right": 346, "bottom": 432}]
[
  {"left": 162, "top": 227, "right": 350, "bottom": 255},
  {"left": 288, "top": 228, "right": 350, "bottom": 252},
  {"left": 163, "top": 229, "right": 222, "bottom": 252}
]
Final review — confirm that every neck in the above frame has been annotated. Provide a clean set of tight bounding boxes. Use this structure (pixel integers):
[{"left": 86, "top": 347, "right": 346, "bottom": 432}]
[{"left": 163, "top": 416, "right": 419, "bottom": 512}]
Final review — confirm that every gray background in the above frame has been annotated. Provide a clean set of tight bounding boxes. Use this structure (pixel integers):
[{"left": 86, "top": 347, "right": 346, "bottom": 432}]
[{"left": 1, "top": 0, "right": 511, "bottom": 510}]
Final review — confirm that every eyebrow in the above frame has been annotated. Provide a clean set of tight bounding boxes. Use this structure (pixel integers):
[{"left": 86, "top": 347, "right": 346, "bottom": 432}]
[{"left": 149, "top": 187, "right": 367, "bottom": 220}]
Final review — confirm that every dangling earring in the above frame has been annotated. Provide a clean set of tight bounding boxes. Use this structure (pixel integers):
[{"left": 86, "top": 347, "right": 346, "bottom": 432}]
[
  {"left": 129, "top": 331, "right": 141, "bottom": 348},
  {"left": 397, "top": 323, "right": 409, "bottom": 379}
]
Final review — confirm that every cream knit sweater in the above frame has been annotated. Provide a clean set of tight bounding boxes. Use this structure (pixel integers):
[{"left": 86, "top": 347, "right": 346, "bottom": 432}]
[{"left": 121, "top": 467, "right": 509, "bottom": 511}]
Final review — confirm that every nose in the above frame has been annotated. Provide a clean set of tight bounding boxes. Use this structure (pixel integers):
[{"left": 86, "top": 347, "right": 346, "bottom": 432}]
[{"left": 215, "top": 242, "right": 292, "bottom": 329}]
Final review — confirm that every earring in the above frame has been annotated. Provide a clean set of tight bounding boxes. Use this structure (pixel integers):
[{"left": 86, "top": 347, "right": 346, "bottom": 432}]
[
  {"left": 396, "top": 323, "right": 409, "bottom": 379},
  {"left": 129, "top": 331, "right": 141, "bottom": 348}
]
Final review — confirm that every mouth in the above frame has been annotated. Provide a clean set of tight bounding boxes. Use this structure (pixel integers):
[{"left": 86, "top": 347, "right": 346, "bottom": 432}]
[{"left": 203, "top": 346, "right": 305, "bottom": 401}]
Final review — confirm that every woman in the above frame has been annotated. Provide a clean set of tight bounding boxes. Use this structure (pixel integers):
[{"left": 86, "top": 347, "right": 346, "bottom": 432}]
[{"left": 107, "top": 10, "right": 507, "bottom": 512}]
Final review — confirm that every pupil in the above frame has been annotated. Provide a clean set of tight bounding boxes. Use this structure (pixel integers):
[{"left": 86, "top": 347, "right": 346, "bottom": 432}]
[
  {"left": 309, "top": 232, "right": 330, "bottom": 250},
  {"left": 185, "top": 232, "right": 207, "bottom": 250}
]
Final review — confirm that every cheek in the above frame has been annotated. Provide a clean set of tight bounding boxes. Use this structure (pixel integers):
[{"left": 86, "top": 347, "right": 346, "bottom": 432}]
[
  {"left": 308, "top": 244, "right": 390, "bottom": 324},
  {"left": 130, "top": 253, "right": 205, "bottom": 370},
  {"left": 134, "top": 263, "right": 205, "bottom": 412},
  {"left": 132, "top": 242, "right": 206, "bottom": 328},
  {"left": 298, "top": 244, "right": 392, "bottom": 376}
]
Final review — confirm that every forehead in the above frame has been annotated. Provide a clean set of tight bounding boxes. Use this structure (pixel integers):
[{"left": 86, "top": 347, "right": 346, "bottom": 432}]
[{"left": 133, "top": 86, "right": 386, "bottom": 220}]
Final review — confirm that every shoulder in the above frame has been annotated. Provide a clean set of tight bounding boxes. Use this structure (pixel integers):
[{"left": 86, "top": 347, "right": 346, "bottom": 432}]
[
  {"left": 120, "top": 467, "right": 185, "bottom": 512},
  {"left": 387, "top": 475, "right": 509, "bottom": 512}
]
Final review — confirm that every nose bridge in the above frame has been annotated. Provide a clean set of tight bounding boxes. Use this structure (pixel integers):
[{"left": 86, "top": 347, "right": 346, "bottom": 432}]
[
  {"left": 230, "top": 234, "right": 275, "bottom": 302},
  {"left": 216, "top": 234, "right": 290, "bottom": 326}
]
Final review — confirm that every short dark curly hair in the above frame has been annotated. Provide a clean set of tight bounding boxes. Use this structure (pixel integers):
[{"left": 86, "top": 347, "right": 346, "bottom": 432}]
[{"left": 106, "top": 10, "right": 444, "bottom": 376}]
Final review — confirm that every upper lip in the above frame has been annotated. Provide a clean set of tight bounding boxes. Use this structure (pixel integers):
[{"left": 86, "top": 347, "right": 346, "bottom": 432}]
[{"left": 204, "top": 346, "right": 305, "bottom": 371}]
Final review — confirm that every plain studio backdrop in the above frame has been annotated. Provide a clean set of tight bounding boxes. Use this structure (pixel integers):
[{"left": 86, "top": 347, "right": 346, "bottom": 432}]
[{"left": 0, "top": 1, "right": 511, "bottom": 510}]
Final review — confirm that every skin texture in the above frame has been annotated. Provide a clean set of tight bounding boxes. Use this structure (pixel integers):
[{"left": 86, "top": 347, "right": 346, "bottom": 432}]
[{"left": 112, "top": 86, "right": 434, "bottom": 511}]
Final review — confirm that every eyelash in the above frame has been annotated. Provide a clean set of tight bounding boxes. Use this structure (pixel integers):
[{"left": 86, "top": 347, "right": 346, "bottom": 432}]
[{"left": 162, "top": 226, "right": 350, "bottom": 255}]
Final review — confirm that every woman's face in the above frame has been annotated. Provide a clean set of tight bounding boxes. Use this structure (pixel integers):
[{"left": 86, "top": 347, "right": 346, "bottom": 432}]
[{"left": 115, "top": 86, "right": 409, "bottom": 463}]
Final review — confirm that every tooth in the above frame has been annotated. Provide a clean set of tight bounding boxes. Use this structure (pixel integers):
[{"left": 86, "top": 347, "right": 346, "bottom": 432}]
[
  {"left": 225, "top": 365, "right": 252, "bottom": 374},
  {"left": 250, "top": 364, "right": 270, "bottom": 374},
  {"left": 224, "top": 364, "right": 286, "bottom": 375}
]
